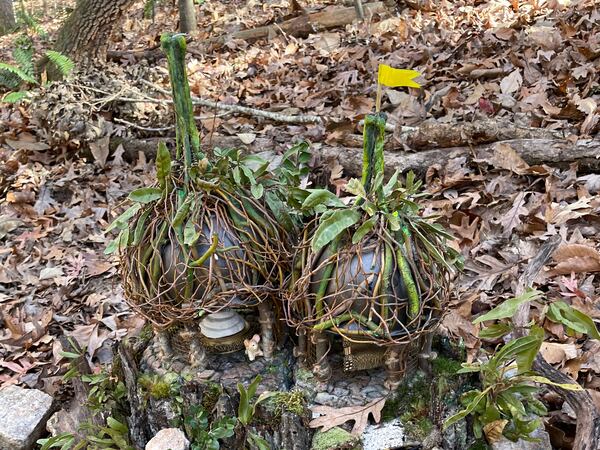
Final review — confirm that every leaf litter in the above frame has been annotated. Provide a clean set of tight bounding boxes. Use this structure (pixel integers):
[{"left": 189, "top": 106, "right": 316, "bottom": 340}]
[{"left": 0, "top": 0, "right": 598, "bottom": 441}]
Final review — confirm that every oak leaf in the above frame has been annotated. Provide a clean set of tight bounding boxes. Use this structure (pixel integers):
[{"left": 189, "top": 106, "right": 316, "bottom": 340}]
[
  {"left": 309, "top": 397, "right": 386, "bottom": 435},
  {"left": 548, "top": 244, "right": 600, "bottom": 276}
]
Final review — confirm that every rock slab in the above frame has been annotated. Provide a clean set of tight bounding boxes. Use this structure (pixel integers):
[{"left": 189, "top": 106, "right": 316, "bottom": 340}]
[
  {"left": 145, "top": 428, "right": 190, "bottom": 450},
  {"left": 0, "top": 385, "right": 54, "bottom": 450},
  {"left": 492, "top": 427, "right": 552, "bottom": 450}
]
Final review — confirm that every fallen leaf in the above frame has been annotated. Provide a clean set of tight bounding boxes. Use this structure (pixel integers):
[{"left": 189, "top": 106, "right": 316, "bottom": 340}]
[
  {"left": 309, "top": 397, "right": 386, "bottom": 435},
  {"left": 500, "top": 69, "right": 522, "bottom": 95},
  {"left": 548, "top": 244, "right": 600, "bottom": 276},
  {"left": 237, "top": 133, "right": 256, "bottom": 145},
  {"left": 39, "top": 267, "right": 64, "bottom": 281},
  {"left": 540, "top": 342, "right": 579, "bottom": 365},
  {"left": 89, "top": 136, "right": 110, "bottom": 168},
  {"left": 491, "top": 143, "right": 530, "bottom": 175}
]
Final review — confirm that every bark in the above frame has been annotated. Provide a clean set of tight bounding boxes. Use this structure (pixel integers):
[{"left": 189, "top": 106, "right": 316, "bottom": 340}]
[
  {"left": 395, "top": 119, "right": 562, "bottom": 151},
  {"left": 179, "top": 0, "right": 197, "bottom": 34},
  {"left": 208, "top": 2, "right": 387, "bottom": 44},
  {"left": 0, "top": 0, "right": 16, "bottom": 36},
  {"left": 46, "top": 0, "right": 136, "bottom": 78}
]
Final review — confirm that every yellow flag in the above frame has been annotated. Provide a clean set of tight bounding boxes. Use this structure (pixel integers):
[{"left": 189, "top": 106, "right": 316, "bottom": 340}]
[{"left": 378, "top": 65, "right": 421, "bottom": 88}]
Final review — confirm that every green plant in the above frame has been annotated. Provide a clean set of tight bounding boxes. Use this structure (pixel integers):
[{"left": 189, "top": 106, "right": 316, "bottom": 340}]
[
  {"left": 40, "top": 344, "right": 132, "bottom": 449},
  {"left": 0, "top": 35, "right": 74, "bottom": 103},
  {"left": 444, "top": 288, "right": 596, "bottom": 443},
  {"left": 138, "top": 372, "right": 182, "bottom": 401},
  {"left": 272, "top": 390, "right": 305, "bottom": 417},
  {"left": 237, "top": 375, "right": 275, "bottom": 450},
  {"left": 184, "top": 405, "right": 236, "bottom": 450}
]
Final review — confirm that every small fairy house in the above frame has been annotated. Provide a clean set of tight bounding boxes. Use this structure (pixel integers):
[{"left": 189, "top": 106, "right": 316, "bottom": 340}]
[{"left": 286, "top": 113, "right": 462, "bottom": 389}]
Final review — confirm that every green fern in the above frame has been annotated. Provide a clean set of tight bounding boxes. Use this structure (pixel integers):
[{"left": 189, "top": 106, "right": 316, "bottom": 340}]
[
  {"left": 0, "top": 63, "right": 37, "bottom": 85},
  {"left": 13, "top": 35, "right": 34, "bottom": 79},
  {"left": 144, "top": 0, "right": 157, "bottom": 19},
  {"left": 45, "top": 51, "right": 74, "bottom": 77},
  {"left": 3, "top": 91, "right": 30, "bottom": 103}
]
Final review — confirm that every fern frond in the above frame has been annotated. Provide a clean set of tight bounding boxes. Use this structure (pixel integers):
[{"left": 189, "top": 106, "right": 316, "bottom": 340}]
[
  {"left": 45, "top": 51, "right": 74, "bottom": 77},
  {"left": 0, "top": 63, "right": 37, "bottom": 84},
  {"left": 3, "top": 91, "right": 30, "bottom": 103},
  {"left": 13, "top": 36, "right": 34, "bottom": 78},
  {"left": 144, "top": 0, "right": 156, "bottom": 19}
]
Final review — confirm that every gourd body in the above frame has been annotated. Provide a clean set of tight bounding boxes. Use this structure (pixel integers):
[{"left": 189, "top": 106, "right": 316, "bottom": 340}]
[
  {"left": 309, "top": 237, "right": 412, "bottom": 335},
  {"left": 160, "top": 217, "right": 247, "bottom": 303}
]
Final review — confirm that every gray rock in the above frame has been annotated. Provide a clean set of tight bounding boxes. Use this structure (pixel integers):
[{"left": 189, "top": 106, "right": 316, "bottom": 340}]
[
  {"left": 0, "top": 385, "right": 54, "bottom": 450},
  {"left": 332, "top": 387, "right": 349, "bottom": 397},
  {"left": 492, "top": 427, "right": 552, "bottom": 450},
  {"left": 314, "top": 392, "right": 337, "bottom": 405},
  {"left": 362, "top": 419, "right": 407, "bottom": 450},
  {"left": 145, "top": 428, "right": 190, "bottom": 450}
]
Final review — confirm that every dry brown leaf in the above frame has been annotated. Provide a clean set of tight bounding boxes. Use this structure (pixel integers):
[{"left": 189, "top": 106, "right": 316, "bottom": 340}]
[
  {"left": 499, "top": 191, "right": 527, "bottom": 237},
  {"left": 539, "top": 342, "right": 579, "bottom": 365},
  {"left": 309, "top": 397, "right": 386, "bottom": 435},
  {"left": 483, "top": 419, "right": 508, "bottom": 443},
  {"left": 548, "top": 244, "right": 600, "bottom": 276},
  {"left": 492, "top": 143, "right": 530, "bottom": 175},
  {"left": 89, "top": 136, "right": 110, "bottom": 168}
]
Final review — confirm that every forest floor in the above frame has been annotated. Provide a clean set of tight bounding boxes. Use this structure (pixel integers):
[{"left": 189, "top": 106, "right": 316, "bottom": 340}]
[{"left": 0, "top": 0, "right": 599, "bottom": 448}]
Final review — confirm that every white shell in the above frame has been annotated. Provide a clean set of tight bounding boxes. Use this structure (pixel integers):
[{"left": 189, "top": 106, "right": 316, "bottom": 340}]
[{"left": 199, "top": 310, "right": 246, "bottom": 339}]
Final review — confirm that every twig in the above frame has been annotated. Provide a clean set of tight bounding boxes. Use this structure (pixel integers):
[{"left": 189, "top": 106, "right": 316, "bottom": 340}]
[
  {"left": 114, "top": 112, "right": 231, "bottom": 132},
  {"left": 512, "top": 235, "right": 600, "bottom": 450},
  {"left": 140, "top": 79, "right": 323, "bottom": 125}
]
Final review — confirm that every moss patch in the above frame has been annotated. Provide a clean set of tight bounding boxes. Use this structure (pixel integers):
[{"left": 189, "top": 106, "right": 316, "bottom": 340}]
[
  {"left": 273, "top": 390, "right": 306, "bottom": 417},
  {"left": 311, "top": 427, "right": 361, "bottom": 450},
  {"left": 296, "top": 367, "right": 315, "bottom": 382},
  {"left": 202, "top": 382, "right": 222, "bottom": 413}
]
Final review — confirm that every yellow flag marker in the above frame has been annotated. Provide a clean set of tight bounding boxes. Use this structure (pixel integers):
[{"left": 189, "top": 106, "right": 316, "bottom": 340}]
[
  {"left": 375, "top": 64, "right": 421, "bottom": 111},
  {"left": 378, "top": 65, "right": 421, "bottom": 88}
]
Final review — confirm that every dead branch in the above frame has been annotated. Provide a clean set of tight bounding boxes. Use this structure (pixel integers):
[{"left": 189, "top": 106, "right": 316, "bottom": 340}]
[
  {"left": 110, "top": 135, "right": 600, "bottom": 175},
  {"left": 512, "top": 235, "right": 600, "bottom": 450},
  {"left": 319, "top": 138, "right": 600, "bottom": 175},
  {"left": 140, "top": 80, "right": 323, "bottom": 125},
  {"left": 206, "top": 2, "right": 387, "bottom": 45},
  {"left": 394, "top": 119, "right": 563, "bottom": 150}
]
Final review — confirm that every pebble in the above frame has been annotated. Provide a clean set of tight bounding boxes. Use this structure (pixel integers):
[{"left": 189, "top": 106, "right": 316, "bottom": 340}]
[
  {"left": 332, "top": 387, "right": 349, "bottom": 397},
  {"left": 314, "top": 392, "right": 338, "bottom": 405},
  {"left": 0, "top": 385, "right": 54, "bottom": 450},
  {"left": 145, "top": 428, "right": 189, "bottom": 450},
  {"left": 492, "top": 427, "right": 552, "bottom": 450},
  {"left": 362, "top": 419, "right": 406, "bottom": 450}
]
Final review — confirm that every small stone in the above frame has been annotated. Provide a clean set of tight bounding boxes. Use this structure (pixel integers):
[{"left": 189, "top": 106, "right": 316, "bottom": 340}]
[
  {"left": 332, "top": 387, "right": 349, "bottom": 397},
  {"left": 145, "top": 428, "right": 190, "bottom": 450},
  {"left": 0, "top": 385, "right": 54, "bottom": 450},
  {"left": 314, "top": 392, "right": 337, "bottom": 405},
  {"left": 491, "top": 427, "right": 552, "bottom": 450},
  {"left": 362, "top": 419, "right": 405, "bottom": 450}
]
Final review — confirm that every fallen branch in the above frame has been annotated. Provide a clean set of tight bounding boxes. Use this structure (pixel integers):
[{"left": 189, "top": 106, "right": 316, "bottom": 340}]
[
  {"left": 394, "top": 119, "right": 563, "bottom": 150},
  {"left": 206, "top": 2, "right": 387, "bottom": 45},
  {"left": 318, "top": 138, "right": 600, "bottom": 175},
  {"left": 109, "top": 135, "right": 600, "bottom": 175},
  {"left": 512, "top": 236, "right": 600, "bottom": 450},
  {"left": 140, "top": 79, "right": 323, "bottom": 125}
]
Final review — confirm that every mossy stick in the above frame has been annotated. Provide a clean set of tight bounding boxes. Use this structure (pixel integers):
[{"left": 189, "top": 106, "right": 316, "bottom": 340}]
[{"left": 160, "top": 33, "right": 204, "bottom": 172}]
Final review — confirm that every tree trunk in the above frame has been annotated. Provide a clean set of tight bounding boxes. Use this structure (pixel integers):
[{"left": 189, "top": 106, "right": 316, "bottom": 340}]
[
  {"left": 178, "top": 0, "right": 197, "bottom": 34},
  {"left": 0, "top": 0, "right": 16, "bottom": 36},
  {"left": 47, "top": 0, "right": 136, "bottom": 78}
]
